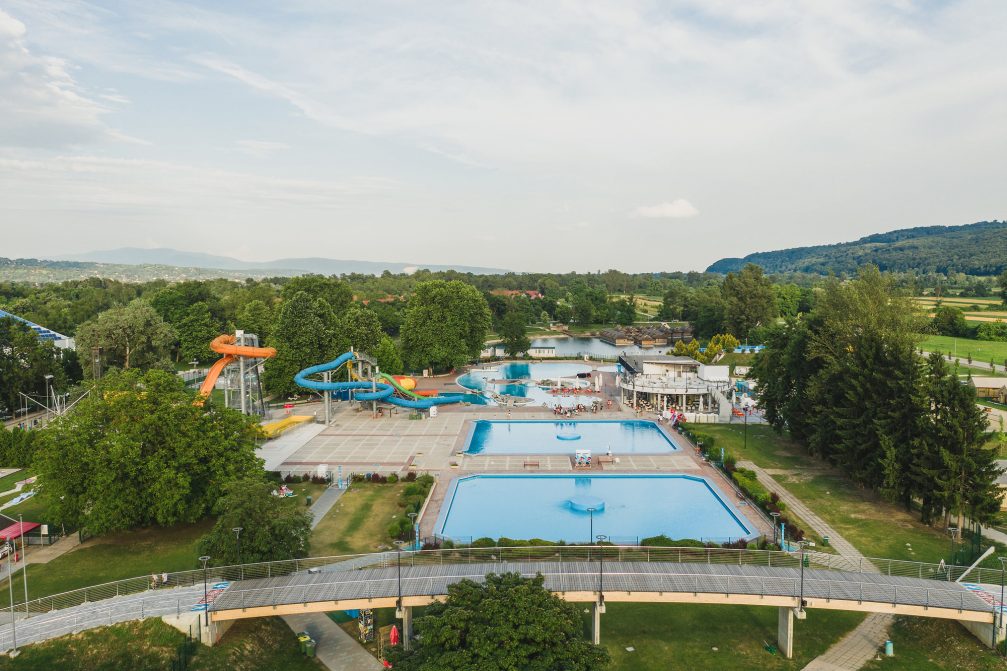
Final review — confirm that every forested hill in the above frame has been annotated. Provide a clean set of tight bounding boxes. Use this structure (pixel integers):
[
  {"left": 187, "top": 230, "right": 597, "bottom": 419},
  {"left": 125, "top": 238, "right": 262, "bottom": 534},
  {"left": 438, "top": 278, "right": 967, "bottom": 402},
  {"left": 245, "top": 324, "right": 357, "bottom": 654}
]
[{"left": 707, "top": 221, "right": 1007, "bottom": 276}]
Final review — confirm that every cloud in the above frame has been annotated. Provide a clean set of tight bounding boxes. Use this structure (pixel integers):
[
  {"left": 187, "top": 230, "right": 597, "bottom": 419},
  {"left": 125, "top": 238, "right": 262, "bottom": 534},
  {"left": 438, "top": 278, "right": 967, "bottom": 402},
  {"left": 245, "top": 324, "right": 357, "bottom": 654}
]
[
  {"left": 631, "top": 200, "right": 699, "bottom": 219},
  {"left": 0, "top": 8, "right": 134, "bottom": 149}
]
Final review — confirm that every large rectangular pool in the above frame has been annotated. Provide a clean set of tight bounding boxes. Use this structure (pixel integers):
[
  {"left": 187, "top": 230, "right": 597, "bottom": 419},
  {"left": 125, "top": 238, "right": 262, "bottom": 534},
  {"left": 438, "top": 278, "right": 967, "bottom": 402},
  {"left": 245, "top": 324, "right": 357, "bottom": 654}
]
[
  {"left": 435, "top": 474, "right": 755, "bottom": 543},
  {"left": 464, "top": 419, "right": 679, "bottom": 455}
]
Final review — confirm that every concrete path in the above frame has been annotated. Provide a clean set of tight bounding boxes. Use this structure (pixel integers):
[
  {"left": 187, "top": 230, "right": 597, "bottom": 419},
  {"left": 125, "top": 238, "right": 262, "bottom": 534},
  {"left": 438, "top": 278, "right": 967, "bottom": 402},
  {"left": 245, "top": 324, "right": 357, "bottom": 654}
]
[
  {"left": 737, "top": 462, "right": 890, "bottom": 670},
  {"left": 280, "top": 482, "right": 381, "bottom": 670},
  {"left": 282, "top": 613, "right": 381, "bottom": 671},
  {"left": 307, "top": 486, "right": 346, "bottom": 529},
  {"left": 257, "top": 421, "right": 326, "bottom": 472}
]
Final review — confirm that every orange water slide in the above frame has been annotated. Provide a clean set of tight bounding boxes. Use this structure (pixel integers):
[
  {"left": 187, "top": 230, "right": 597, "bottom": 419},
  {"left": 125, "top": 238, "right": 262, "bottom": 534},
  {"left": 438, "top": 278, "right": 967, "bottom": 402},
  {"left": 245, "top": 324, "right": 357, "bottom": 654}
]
[{"left": 195, "top": 334, "right": 277, "bottom": 405}]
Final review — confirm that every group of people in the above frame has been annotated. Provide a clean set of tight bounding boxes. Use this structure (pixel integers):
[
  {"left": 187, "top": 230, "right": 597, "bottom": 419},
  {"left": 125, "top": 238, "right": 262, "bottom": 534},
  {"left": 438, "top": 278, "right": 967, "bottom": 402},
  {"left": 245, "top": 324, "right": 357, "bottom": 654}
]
[{"left": 550, "top": 399, "right": 609, "bottom": 416}]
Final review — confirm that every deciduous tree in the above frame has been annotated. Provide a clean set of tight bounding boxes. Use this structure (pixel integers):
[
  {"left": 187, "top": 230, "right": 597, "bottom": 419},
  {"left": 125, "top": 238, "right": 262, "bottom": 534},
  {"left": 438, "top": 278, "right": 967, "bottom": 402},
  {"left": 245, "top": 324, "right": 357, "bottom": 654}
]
[{"left": 400, "top": 281, "right": 491, "bottom": 372}]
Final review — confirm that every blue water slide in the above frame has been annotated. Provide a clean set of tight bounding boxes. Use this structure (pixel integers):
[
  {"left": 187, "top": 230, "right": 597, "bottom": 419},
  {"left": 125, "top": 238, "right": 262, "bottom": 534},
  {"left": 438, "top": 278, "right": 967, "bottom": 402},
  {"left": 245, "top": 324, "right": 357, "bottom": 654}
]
[{"left": 293, "top": 352, "right": 465, "bottom": 408}]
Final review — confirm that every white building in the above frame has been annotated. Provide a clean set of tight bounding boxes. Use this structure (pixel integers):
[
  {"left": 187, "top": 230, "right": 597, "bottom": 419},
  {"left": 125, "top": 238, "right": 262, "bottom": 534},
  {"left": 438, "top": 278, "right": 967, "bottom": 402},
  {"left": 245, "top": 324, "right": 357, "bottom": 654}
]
[{"left": 617, "top": 354, "right": 732, "bottom": 420}]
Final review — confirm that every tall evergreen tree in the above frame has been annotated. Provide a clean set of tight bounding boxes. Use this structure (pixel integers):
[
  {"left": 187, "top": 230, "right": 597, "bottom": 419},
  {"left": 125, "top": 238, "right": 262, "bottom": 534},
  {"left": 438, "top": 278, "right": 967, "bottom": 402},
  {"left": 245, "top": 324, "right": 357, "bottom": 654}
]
[{"left": 264, "top": 292, "right": 335, "bottom": 397}]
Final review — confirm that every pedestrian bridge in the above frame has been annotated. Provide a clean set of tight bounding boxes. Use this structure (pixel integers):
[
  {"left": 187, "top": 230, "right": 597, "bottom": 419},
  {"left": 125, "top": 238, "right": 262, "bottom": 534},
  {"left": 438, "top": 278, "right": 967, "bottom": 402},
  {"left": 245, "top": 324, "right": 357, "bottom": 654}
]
[
  {"left": 205, "top": 546, "right": 997, "bottom": 658},
  {"left": 0, "top": 546, "right": 1000, "bottom": 658}
]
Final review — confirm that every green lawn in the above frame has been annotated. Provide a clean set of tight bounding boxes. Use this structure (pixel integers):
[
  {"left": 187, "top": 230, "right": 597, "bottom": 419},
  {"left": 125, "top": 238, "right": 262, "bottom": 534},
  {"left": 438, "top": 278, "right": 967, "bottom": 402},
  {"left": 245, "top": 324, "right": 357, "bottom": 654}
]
[
  {"left": 311, "top": 481, "right": 406, "bottom": 556},
  {"left": 0, "top": 469, "right": 27, "bottom": 493},
  {"left": 918, "top": 335, "right": 1007, "bottom": 364},
  {"left": 0, "top": 520, "right": 214, "bottom": 606},
  {"left": 862, "top": 617, "right": 1005, "bottom": 671},
  {"left": 601, "top": 603, "right": 864, "bottom": 671},
  {"left": 0, "top": 617, "right": 323, "bottom": 671}
]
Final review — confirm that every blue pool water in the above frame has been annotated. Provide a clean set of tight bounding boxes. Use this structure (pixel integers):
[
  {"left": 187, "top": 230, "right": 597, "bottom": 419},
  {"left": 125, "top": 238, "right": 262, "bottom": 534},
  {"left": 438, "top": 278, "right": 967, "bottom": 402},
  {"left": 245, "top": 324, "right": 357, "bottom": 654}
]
[
  {"left": 457, "top": 362, "right": 600, "bottom": 407},
  {"left": 465, "top": 420, "right": 678, "bottom": 455},
  {"left": 435, "top": 474, "right": 755, "bottom": 543}
]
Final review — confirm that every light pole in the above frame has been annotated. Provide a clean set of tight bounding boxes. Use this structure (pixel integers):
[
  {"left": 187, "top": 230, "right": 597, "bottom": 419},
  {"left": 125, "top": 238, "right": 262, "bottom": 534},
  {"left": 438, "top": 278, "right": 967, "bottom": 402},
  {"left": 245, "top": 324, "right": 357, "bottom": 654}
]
[
  {"left": 798, "top": 541, "right": 808, "bottom": 614},
  {"left": 394, "top": 540, "right": 405, "bottom": 616},
  {"left": 18, "top": 514, "right": 28, "bottom": 612},
  {"left": 596, "top": 534, "right": 608, "bottom": 606},
  {"left": 6, "top": 547, "right": 17, "bottom": 656},
  {"left": 43, "top": 374, "right": 53, "bottom": 422},
  {"left": 1000, "top": 557, "right": 1006, "bottom": 656},
  {"left": 232, "top": 528, "right": 243, "bottom": 580},
  {"left": 770, "top": 512, "right": 780, "bottom": 547},
  {"left": 587, "top": 507, "right": 596, "bottom": 545},
  {"left": 199, "top": 555, "right": 211, "bottom": 626},
  {"left": 407, "top": 513, "right": 418, "bottom": 550},
  {"left": 743, "top": 405, "right": 749, "bottom": 451}
]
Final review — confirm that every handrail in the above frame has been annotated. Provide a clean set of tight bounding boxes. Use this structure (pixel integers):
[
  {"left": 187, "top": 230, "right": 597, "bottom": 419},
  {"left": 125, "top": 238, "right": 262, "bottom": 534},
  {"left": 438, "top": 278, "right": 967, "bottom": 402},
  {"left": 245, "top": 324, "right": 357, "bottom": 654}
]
[
  {"left": 3, "top": 545, "right": 997, "bottom": 619},
  {"left": 212, "top": 565, "right": 989, "bottom": 614}
]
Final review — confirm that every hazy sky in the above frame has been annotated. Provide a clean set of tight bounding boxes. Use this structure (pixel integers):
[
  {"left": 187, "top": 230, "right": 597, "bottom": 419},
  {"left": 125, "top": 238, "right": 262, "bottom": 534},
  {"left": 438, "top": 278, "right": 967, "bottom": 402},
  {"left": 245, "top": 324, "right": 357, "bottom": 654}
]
[{"left": 1, "top": 1, "right": 1005, "bottom": 272}]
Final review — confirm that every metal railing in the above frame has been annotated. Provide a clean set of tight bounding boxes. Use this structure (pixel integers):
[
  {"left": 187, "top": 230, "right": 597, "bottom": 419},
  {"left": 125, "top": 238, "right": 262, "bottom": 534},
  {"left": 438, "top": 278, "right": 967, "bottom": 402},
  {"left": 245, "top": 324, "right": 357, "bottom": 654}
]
[
  {"left": 3, "top": 545, "right": 1001, "bottom": 620},
  {"left": 213, "top": 564, "right": 991, "bottom": 616}
]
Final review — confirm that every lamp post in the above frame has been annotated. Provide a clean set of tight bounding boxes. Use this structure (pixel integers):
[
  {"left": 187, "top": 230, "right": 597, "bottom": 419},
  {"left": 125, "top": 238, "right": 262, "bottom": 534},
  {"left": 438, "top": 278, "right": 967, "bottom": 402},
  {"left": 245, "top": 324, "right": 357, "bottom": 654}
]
[
  {"left": 232, "top": 527, "right": 243, "bottom": 580},
  {"left": 596, "top": 534, "right": 608, "bottom": 605},
  {"left": 743, "top": 404, "right": 749, "bottom": 451},
  {"left": 43, "top": 374, "right": 53, "bottom": 422},
  {"left": 587, "top": 507, "right": 596, "bottom": 546},
  {"left": 18, "top": 514, "right": 28, "bottom": 612},
  {"left": 798, "top": 541, "right": 808, "bottom": 614},
  {"left": 407, "top": 513, "right": 418, "bottom": 550},
  {"left": 6, "top": 547, "right": 17, "bottom": 656},
  {"left": 199, "top": 555, "right": 211, "bottom": 626},
  {"left": 394, "top": 540, "right": 405, "bottom": 615},
  {"left": 1000, "top": 557, "right": 1006, "bottom": 656},
  {"left": 770, "top": 512, "right": 780, "bottom": 547}
]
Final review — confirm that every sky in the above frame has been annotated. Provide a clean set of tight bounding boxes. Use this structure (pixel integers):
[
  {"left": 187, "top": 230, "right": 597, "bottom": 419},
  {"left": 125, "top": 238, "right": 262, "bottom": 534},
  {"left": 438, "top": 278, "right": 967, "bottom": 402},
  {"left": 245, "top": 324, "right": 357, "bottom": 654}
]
[{"left": 0, "top": 1, "right": 1005, "bottom": 273}]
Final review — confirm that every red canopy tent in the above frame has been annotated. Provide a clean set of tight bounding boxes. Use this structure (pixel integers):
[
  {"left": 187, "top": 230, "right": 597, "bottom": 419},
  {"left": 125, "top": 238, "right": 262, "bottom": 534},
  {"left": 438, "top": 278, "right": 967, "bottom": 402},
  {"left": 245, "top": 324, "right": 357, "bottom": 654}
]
[{"left": 0, "top": 521, "right": 40, "bottom": 541}]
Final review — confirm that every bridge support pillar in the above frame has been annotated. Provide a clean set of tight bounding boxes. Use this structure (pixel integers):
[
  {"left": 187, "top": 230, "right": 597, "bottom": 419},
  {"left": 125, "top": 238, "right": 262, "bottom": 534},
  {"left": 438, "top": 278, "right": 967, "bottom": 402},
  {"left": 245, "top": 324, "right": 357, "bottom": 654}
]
[
  {"left": 401, "top": 606, "right": 413, "bottom": 650},
  {"left": 592, "top": 601, "right": 605, "bottom": 645},
  {"left": 777, "top": 607, "right": 794, "bottom": 659}
]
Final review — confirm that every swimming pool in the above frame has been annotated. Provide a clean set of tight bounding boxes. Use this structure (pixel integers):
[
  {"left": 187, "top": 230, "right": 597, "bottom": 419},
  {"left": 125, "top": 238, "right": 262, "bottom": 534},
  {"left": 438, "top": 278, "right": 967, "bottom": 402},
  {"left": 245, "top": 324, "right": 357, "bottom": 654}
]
[
  {"left": 457, "top": 362, "right": 601, "bottom": 407},
  {"left": 435, "top": 474, "right": 755, "bottom": 543},
  {"left": 464, "top": 419, "right": 679, "bottom": 455}
]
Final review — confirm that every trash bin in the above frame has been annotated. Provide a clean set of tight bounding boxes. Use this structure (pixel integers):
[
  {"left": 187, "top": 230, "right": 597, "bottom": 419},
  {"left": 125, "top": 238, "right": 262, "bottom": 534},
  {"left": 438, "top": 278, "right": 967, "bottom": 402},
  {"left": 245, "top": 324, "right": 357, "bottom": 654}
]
[
  {"left": 306, "top": 495, "right": 313, "bottom": 507},
  {"left": 885, "top": 640, "right": 893, "bottom": 657},
  {"left": 822, "top": 536, "right": 830, "bottom": 547},
  {"left": 297, "top": 631, "right": 311, "bottom": 653},
  {"left": 305, "top": 639, "right": 317, "bottom": 657},
  {"left": 802, "top": 554, "right": 810, "bottom": 567}
]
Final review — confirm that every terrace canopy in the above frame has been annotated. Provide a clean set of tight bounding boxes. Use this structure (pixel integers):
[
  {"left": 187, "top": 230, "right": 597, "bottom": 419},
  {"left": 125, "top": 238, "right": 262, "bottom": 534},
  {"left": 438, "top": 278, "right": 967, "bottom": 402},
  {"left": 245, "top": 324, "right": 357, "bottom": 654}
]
[{"left": 0, "top": 521, "right": 40, "bottom": 541}]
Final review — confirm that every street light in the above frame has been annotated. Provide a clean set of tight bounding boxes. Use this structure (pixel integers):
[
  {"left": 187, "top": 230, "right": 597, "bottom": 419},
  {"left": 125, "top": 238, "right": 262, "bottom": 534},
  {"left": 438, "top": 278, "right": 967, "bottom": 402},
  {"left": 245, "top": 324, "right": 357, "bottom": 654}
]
[
  {"left": 18, "top": 514, "right": 28, "bottom": 613},
  {"left": 798, "top": 541, "right": 808, "bottom": 614},
  {"left": 586, "top": 507, "right": 596, "bottom": 545},
  {"left": 232, "top": 528, "right": 243, "bottom": 580},
  {"left": 407, "top": 513, "right": 418, "bottom": 550},
  {"left": 770, "top": 512, "right": 781, "bottom": 547},
  {"left": 999, "top": 557, "right": 1006, "bottom": 656},
  {"left": 199, "top": 555, "right": 211, "bottom": 626},
  {"left": 43, "top": 374, "right": 53, "bottom": 422},
  {"left": 394, "top": 540, "right": 406, "bottom": 617},
  {"left": 6, "top": 547, "right": 17, "bottom": 657},
  {"left": 596, "top": 534, "right": 608, "bottom": 606}
]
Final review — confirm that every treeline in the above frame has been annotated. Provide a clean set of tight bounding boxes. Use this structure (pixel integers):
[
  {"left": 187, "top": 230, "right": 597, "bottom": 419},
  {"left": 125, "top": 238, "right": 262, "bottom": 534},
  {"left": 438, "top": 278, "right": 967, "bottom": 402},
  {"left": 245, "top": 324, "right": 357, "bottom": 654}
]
[
  {"left": 708, "top": 220, "right": 1007, "bottom": 276},
  {"left": 752, "top": 267, "right": 1002, "bottom": 528}
]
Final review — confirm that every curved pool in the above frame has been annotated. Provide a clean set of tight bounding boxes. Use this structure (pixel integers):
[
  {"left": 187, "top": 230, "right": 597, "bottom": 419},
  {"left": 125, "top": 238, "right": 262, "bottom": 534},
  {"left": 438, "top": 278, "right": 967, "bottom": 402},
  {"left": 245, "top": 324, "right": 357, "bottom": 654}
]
[{"left": 457, "top": 362, "right": 599, "bottom": 407}]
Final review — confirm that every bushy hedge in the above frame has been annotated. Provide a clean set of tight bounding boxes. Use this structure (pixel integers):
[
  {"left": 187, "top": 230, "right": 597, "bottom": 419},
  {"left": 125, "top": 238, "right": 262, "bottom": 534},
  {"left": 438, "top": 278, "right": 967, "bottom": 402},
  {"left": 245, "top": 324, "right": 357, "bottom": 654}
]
[{"left": 388, "top": 474, "right": 435, "bottom": 541}]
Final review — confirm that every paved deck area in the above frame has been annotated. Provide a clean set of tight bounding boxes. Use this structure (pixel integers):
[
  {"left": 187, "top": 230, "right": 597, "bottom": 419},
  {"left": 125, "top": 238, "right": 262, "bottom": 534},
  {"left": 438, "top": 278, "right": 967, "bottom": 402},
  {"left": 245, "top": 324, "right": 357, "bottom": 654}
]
[{"left": 283, "top": 612, "right": 381, "bottom": 671}]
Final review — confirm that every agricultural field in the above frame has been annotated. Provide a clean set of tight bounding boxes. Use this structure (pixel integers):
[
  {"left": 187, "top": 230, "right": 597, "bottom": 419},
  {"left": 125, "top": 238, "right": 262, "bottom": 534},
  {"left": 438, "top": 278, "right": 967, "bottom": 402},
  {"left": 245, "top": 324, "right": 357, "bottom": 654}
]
[
  {"left": 914, "top": 296, "right": 1007, "bottom": 323},
  {"left": 917, "top": 335, "right": 1007, "bottom": 364}
]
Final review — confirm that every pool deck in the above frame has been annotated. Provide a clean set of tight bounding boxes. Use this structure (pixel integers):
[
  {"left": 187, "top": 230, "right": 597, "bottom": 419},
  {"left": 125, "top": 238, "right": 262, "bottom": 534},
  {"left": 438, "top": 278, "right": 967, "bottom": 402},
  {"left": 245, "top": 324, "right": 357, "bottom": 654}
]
[{"left": 265, "top": 396, "right": 772, "bottom": 542}]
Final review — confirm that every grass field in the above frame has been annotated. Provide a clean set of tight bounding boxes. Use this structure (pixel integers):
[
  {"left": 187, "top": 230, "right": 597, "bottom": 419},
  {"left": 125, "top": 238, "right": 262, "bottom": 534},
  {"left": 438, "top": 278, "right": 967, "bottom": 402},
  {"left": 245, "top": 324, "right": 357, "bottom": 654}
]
[
  {"left": 862, "top": 617, "right": 1005, "bottom": 671},
  {"left": 917, "top": 335, "right": 1007, "bottom": 364},
  {"left": 0, "top": 520, "right": 213, "bottom": 607},
  {"left": 0, "top": 617, "right": 323, "bottom": 671},
  {"left": 601, "top": 603, "right": 863, "bottom": 671},
  {"left": 310, "top": 481, "right": 406, "bottom": 556}
]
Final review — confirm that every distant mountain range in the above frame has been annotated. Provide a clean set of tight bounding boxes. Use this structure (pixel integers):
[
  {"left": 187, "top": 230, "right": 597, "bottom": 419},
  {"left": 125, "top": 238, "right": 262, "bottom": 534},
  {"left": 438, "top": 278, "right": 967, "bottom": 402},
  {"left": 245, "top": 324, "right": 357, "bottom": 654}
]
[
  {"left": 707, "top": 221, "right": 1007, "bottom": 276},
  {"left": 55, "top": 248, "right": 509, "bottom": 276}
]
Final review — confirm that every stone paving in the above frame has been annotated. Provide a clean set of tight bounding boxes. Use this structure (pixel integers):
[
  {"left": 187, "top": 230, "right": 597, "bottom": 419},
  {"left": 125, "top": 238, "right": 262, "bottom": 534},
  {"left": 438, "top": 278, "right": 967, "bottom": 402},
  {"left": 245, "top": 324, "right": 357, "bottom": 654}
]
[{"left": 738, "top": 461, "right": 891, "bottom": 670}]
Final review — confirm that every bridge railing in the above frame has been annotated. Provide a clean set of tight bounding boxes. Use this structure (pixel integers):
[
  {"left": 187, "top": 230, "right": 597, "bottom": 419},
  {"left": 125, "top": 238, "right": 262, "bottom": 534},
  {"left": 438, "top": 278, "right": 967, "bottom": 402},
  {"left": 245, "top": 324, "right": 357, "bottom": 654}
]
[
  {"left": 4, "top": 545, "right": 1000, "bottom": 619},
  {"left": 212, "top": 565, "right": 992, "bottom": 616}
]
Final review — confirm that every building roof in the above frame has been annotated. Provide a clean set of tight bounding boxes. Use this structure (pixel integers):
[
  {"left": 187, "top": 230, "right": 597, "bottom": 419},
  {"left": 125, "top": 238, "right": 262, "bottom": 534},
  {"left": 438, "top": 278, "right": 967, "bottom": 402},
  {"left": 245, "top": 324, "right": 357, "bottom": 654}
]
[
  {"left": 0, "top": 309, "right": 71, "bottom": 343},
  {"left": 0, "top": 521, "right": 40, "bottom": 540},
  {"left": 618, "top": 354, "right": 699, "bottom": 375},
  {"left": 970, "top": 376, "right": 1007, "bottom": 389}
]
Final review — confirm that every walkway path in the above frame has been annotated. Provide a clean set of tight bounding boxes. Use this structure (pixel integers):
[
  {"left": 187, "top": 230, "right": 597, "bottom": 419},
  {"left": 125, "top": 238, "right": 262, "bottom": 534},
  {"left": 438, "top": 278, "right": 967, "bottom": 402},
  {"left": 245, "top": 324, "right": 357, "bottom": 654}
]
[
  {"left": 280, "top": 485, "right": 381, "bottom": 671},
  {"left": 738, "top": 462, "right": 890, "bottom": 670}
]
